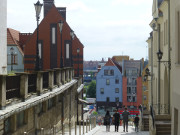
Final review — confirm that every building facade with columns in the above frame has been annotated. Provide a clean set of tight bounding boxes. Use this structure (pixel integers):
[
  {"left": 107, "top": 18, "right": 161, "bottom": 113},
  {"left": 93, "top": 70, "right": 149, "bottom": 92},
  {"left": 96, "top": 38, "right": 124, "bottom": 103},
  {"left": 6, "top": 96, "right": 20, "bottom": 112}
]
[
  {"left": 147, "top": 0, "right": 171, "bottom": 134},
  {"left": 0, "top": 0, "right": 7, "bottom": 74}
]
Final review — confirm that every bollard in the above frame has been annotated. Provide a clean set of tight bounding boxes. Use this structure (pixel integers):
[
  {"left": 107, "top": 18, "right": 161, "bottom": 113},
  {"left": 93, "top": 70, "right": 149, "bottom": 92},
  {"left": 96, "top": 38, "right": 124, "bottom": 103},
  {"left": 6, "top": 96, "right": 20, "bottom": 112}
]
[
  {"left": 91, "top": 117, "right": 93, "bottom": 130},
  {"left": 75, "top": 122, "right": 77, "bottom": 135},
  {"left": 88, "top": 119, "right": 90, "bottom": 131},
  {"left": 86, "top": 119, "right": 88, "bottom": 133},
  {"left": 41, "top": 128, "right": 44, "bottom": 135},
  {"left": 94, "top": 117, "right": 96, "bottom": 127},
  {"left": 79, "top": 122, "right": 81, "bottom": 135},
  {"left": 83, "top": 120, "right": 84, "bottom": 135}
]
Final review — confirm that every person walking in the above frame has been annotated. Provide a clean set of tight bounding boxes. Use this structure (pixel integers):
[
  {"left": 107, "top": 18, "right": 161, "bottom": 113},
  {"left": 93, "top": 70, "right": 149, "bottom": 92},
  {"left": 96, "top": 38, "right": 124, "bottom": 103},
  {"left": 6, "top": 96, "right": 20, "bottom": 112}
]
[
  {"left": 134, "top": 114, "right": 140, "bottom": 132},
  {"left": 104, "top": 111, "right": 111, "bottom": 132},
  {"left": 113, "top": 109, "right": 120, "bottom": 132},
  {"left": 122, "top": 107, "right": 130, "bottom": 132}
]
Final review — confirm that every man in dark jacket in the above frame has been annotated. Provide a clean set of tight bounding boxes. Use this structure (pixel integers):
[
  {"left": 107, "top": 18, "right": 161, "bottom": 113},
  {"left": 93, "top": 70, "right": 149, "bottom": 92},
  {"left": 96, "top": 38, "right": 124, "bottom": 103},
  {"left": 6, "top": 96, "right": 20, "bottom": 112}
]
[
  {"left": 122, "top": 107, "right": 130, "bottom": 132},
  {"left": 134, "top": 114, "right": 140, "bottom": 132},
  {"left": 113, "top": 110, "right": 120, "bottom": 132}
]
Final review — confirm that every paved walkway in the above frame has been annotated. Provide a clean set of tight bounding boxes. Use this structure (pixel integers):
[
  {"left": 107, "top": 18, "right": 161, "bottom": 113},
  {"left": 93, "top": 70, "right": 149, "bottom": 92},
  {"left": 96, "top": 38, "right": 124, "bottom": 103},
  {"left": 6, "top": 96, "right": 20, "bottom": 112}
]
[
  {"left": 56, "top": 125, "right": 149, "bottom": 135},
  {"left": 93, "top": 125, "right": 149, "bottom": 135}
]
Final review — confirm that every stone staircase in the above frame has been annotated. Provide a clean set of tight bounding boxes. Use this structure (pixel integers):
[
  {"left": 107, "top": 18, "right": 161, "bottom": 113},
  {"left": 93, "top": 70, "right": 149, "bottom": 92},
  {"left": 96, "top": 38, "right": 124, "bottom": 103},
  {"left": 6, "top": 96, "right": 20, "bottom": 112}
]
[
  {"left": 143, "top": 115, "right": 149, "bottom": 131},
  {"left": 155, "top": 115, "right": 171, "bottom": 135}
]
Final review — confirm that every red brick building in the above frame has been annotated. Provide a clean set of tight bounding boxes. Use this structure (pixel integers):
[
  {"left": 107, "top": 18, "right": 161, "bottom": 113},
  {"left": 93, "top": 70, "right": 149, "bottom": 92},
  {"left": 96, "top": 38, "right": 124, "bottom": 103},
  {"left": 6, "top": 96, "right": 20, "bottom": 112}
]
[{"left": 24, "top": 0, "right": 84, "bottom": 77}]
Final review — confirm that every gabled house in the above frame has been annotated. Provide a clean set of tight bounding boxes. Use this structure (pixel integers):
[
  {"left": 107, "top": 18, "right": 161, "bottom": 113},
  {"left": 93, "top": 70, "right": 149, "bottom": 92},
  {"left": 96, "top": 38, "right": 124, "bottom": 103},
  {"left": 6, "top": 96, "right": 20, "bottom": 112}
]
[
  {"left": 24, "top": 0, "right": 84, "bottom": 77},
  {"left": 96, "top": 58, "right": 123, "bottom": 113},
  {"left": 7, "top": 28, "right": 24, "bottom": 72}
]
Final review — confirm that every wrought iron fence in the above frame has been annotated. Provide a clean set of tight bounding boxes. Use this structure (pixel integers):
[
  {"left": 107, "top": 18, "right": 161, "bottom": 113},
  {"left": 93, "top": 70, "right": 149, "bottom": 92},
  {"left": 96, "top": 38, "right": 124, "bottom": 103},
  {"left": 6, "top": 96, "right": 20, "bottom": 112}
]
[
  {"left": 6, "top": 75, "right": 20, "bottom": 99},
  {"left": 28, "top": 74, "right": 37, "bottom": 93}
]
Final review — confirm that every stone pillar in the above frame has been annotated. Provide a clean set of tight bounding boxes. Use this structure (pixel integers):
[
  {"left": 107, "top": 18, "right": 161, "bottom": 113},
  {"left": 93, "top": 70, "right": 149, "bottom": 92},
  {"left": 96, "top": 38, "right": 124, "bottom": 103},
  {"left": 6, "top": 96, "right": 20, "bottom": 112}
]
[
  {"left": 62, "top": 69, "right": 65, "bottom": 85},
  {"left": 48, "top": 70, "right": 54, "bottom": 90},
  {"left": 69, "top": 68, "right": 72, "bottom": 81},
  {"left": 36, "top": 71, "right": 43, "bottom": 95},
  {"left": 11, "top": 114, "right": 17, "bottom": 132},
  {"left": 19, "top": 73, "right": 28, "bottom": 101},
  {"left": 72, "top": 69, "right": 74, "bottom": 78},
  {"left": 54, "top": 68, "right": 61, "bottom": 87},
  {"left": 0, "top": 75, "right": 6, "bottom": 109},
  {"left": 66, "top": 68, "right": 69, "bottom": 82}
]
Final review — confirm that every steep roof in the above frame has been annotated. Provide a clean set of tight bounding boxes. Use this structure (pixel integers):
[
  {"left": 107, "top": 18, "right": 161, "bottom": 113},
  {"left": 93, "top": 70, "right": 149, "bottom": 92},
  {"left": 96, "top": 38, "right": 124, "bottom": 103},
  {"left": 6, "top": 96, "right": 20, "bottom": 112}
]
[
  {"left": 104, "top": 58, "right": 122, "bottom": 73},
  {"left": 7, "top": 28, "right": 24, "bottom": 55},
  {"left": 7, "top": 28, "right": 19, "bottom": 45}
]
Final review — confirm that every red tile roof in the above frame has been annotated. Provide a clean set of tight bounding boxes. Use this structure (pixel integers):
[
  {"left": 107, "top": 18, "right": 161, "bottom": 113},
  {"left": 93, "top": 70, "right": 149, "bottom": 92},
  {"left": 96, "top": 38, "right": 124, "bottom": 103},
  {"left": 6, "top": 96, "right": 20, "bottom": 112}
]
[{"left": 7, "top": 28, "right": 20, "bottom": 45}]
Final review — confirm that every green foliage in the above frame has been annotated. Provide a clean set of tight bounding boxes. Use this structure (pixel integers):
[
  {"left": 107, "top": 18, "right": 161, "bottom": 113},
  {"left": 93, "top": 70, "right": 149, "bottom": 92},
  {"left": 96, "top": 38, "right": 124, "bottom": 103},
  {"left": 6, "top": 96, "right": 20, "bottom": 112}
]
[
  {"left": 83, "top": 97, "right": 86, "bottom": 100},
  {"left": 93, "top": 111, "right": 98, "bottom": 115},
  {"left": 87, "top": 80, "right": 96, "bottom": 98}
]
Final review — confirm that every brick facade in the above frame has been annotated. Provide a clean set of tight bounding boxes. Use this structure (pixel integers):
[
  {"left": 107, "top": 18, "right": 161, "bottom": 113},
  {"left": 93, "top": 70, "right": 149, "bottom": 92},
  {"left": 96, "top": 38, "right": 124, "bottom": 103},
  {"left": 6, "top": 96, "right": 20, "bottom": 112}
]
[{"left": 24, "top": 4, "right": 83, "bottom": 76}]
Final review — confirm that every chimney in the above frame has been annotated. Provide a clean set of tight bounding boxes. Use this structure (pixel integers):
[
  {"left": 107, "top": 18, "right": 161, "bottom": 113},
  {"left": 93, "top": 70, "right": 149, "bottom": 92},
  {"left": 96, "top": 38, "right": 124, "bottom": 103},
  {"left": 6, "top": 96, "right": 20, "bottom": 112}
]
[
  {"left": 43, "top": 0, "right": 54, "bottom": 17},
  {"left": 57, "top": 7, "right": 66, "bottom": 21}
]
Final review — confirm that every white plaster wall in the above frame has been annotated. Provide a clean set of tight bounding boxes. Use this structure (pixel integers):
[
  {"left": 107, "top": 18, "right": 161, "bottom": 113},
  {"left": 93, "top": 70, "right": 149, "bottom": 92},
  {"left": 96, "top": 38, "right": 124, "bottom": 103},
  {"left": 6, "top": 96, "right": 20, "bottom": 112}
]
[{"left": 0, "top": 0, "right": 7, "bottom": 74}]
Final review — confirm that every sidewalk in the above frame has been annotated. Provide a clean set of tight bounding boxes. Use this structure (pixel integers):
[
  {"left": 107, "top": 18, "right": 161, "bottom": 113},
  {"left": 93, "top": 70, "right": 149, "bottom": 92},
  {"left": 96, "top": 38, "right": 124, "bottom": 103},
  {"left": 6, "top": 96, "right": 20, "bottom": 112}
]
[{"left": 93, "top": 125, "right": 149, "bottom": 135}]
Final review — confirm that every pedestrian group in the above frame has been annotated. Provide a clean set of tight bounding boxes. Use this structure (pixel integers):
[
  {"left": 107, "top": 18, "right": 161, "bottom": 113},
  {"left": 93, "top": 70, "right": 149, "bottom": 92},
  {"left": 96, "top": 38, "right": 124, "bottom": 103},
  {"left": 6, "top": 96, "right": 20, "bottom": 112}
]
[{"left": 104, "top": 107, "right": 139, "bottom": 132}]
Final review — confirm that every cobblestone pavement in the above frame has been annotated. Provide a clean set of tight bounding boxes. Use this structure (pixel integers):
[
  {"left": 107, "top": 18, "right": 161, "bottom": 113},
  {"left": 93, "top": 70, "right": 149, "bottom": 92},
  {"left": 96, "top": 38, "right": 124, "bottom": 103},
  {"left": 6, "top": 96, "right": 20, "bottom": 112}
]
[{"left": 93, "top": 125, "right": 149, "bottom": 135}]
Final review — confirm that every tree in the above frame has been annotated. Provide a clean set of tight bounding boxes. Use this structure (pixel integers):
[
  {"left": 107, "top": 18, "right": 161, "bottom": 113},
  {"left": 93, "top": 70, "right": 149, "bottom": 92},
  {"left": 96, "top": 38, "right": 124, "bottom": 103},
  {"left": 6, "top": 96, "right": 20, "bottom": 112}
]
[{"left": 87, "top": 80, "right": 96, "bottom": 98}]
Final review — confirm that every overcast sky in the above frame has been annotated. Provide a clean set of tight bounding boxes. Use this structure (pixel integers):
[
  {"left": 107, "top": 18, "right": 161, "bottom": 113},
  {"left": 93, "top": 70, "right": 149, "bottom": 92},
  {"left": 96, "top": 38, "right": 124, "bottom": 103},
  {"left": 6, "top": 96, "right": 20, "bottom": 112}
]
[{"left": 7, "top": 0, "right": 152, "bottom": 61}]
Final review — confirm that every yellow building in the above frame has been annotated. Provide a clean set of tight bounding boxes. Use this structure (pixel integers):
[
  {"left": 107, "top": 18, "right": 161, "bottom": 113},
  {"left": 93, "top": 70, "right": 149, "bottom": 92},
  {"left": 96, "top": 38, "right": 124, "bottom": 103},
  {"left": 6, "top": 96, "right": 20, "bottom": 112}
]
[{"left": 142, "top": 64, "right": 149, "bottom": 110}]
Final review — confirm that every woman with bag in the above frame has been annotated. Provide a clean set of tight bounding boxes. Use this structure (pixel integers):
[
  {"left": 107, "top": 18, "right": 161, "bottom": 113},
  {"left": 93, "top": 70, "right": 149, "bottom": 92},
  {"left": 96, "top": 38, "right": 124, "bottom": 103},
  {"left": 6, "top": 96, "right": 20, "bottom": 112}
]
[{"left": 104, "top": 110, "right": 111, "bottom": 132}]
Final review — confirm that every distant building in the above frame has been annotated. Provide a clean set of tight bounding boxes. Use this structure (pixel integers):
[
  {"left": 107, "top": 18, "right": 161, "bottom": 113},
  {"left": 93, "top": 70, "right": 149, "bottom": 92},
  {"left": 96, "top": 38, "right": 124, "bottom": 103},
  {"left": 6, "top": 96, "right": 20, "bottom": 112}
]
[
  {"left": 7, "top": 28, "right": 25, "bottom": 72},
  {"left": 112, "top": 55, "right": 129, "bottom": 67},
  {"left": 24, "top": 0, "right": 84, "bottom": 76},
  {"left": 0, "top": 0, "right": 7, "bottom": 74},
  {"left": 83, "top": 58, "right": 107, "bottom": 83},
  {"left": 122, "top": 59, "right": 143, "bottom": 110},
  {"left": 142, "top": 64, "right": 149, "bottom": 110},
  {"left": 96, "top": 58, "right": 123, "bottom": 112}
]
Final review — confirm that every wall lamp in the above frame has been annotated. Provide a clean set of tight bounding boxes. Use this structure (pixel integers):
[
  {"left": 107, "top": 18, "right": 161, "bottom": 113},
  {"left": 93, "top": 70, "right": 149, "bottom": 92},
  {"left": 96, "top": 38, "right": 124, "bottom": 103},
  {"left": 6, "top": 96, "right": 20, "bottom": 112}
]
[{"left": 157, "top": 49, "right": 171, "bottom": 69}]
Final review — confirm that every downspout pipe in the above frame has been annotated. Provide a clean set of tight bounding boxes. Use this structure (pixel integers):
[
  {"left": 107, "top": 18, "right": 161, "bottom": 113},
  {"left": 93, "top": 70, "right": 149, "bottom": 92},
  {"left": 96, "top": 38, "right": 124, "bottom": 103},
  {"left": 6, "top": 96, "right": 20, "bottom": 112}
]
[{"left": 167, "top": 0, "right": 171, "bottom": 115}]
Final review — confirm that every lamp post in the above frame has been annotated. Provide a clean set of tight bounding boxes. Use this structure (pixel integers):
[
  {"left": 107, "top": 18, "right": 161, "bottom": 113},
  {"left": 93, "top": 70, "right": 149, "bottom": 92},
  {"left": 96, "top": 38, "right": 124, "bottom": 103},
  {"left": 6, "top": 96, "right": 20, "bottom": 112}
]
[
  {"left": 10, "top": 47, "right": 14, "bottom": 71},
  {"left": 116, "top": 101, "right": 119, "bottom": 110},
  {"left": 58, "top": 20, "right": 64, "bottom": 68},
  {"left": 157, "top": 49, "right": 163, "bottom": 114},
  {"left": 77, "top": 48, "right": 80, "bottom": 77},
  {"left": 132, "top": 93, "right": 135, "bottom": 117},
  {"left": 34, "top": 0, "right": 43, "bottom": 71},
  {"left": 70, "top": 30, "right": 75, "bottom": 67}
]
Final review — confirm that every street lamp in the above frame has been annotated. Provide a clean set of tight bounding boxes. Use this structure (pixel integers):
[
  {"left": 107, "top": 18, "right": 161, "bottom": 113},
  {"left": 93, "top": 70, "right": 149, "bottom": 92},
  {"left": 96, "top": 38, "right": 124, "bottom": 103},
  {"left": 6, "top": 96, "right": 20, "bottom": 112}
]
[
  {"left": 70, "top": 29, "right": 75, "bottom": 67},
  {"left": 10, "top": 47, "right": 14, "bottom": 71},
  {"left": 34, "top": 0, "right": 43, "bottom": 71},
  {"left": 58, "top": 20, "right": 64, "bottom": 68},
  {"left": 77, "top": 48, "right": 80, "bottom": 77},
  {"left": 132, "top": 93, "right": 136, "bottom": 117},
  {"left": 116, "top": 101, "right": 119, "bottom": 110},
  {"left": 157, "top": 49, "right": 163, "bottom": 114}
]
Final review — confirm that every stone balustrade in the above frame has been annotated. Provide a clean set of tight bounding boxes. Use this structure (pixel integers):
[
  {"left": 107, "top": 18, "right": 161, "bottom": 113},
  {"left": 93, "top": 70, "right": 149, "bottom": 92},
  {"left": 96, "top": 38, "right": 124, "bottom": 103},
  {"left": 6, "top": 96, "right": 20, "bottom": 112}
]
[{"left": 0, "top": 67, "right": 74, "bottom": 109}]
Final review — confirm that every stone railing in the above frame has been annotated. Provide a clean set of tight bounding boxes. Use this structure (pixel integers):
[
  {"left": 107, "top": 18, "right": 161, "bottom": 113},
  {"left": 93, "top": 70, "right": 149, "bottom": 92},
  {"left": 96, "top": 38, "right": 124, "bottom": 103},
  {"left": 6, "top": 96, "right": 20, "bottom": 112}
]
[{"left": 0, "top": 67, "right": 75, "bottom": 109}]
